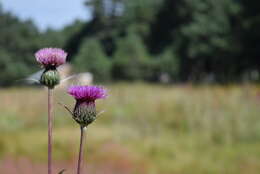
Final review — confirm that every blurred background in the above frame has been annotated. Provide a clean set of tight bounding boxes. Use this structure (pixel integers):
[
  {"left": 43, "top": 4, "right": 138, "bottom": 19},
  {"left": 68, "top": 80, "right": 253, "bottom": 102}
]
[{"left": 1, "top": 0, "right": 260, "bottom": 173}]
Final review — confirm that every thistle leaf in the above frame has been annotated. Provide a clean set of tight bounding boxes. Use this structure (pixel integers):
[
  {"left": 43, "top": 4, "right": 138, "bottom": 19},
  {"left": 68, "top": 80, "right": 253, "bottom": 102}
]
[{"left": 58, "top": 169, "right": 66, "bottom": 174}]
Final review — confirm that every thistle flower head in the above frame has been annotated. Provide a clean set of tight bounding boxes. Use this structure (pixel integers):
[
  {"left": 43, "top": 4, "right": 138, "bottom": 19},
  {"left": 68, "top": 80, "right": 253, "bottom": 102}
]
[
  {"left": 68, "top": 85, "right": 107, "bottom": 127},
  {"left": 35, "top": 48, "right": 67, "bottom": 67}
]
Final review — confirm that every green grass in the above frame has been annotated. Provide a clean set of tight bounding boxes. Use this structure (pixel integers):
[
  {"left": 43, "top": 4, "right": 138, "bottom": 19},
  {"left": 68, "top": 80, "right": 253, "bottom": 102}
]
[{"left": 1, "top": 83, "right": 260, "bottom": 173}]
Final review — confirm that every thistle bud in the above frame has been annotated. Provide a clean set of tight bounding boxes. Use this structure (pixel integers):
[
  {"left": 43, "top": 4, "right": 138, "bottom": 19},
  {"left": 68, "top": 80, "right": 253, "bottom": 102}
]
[
  {"left": 68, "top": 86, "right": 107, "bottom": 127},
  {"left": 35, "top": 48, "right": 67, "bottom": 88},
  {"left": 40, "top": 67, "right": 60, "bottom": 89}
]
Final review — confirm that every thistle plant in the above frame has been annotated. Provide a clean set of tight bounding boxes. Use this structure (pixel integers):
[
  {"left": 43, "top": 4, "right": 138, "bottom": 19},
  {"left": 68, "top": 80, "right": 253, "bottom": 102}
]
[
  {"left": 35, "top": 48, "right": 67, "bottom": 174},
  {"left": 66, "top": 85, "right": 107, "bottom": 174}
]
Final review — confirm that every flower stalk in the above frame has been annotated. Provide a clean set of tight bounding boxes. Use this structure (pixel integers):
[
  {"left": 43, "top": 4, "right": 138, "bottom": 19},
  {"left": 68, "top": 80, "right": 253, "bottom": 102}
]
[
  {"left": 65, "top": 85, "right": 107, "bottom": 174},
  {"left": 77, "top": 126, "right": 86, "bottom": 174},
  {"left": 48, "top": 88, "right": 53, "bottom": 174}
]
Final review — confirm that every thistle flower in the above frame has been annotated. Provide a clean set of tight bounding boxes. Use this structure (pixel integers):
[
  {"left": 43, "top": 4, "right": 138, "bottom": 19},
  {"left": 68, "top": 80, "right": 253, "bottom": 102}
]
[
  {"left": 34, "top": 47, "right": 67, "bottom": 174},
  {"left": 35, "top": 48, "right": 67, "bottom": 67},
  {"left": 35, "top": 48, "right": 67, "bottom": 89},
  {"left": 66, "top": 85, "right": 107, "bottom": 174},
  {"left": 68, "top": 85, "right": 107, "bottom": 127}
]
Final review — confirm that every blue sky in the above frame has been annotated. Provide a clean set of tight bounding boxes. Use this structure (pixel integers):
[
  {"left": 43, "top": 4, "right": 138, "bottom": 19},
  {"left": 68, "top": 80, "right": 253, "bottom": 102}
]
[{"left": 1, "top": 0, "right": 91, "bottom": 30}]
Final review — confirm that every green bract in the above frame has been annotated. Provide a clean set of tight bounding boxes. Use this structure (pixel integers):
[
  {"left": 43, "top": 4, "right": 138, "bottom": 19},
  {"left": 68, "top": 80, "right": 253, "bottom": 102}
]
[
  {"left": 73, "top": 101, "right": 97, "bottom": 127},
  {"left": 40, "top": 69, "right": 60, "bottom": 89}
]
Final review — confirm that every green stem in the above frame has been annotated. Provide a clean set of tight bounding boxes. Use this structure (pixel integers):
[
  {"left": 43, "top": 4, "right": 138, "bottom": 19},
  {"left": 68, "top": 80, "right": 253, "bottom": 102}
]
[
  {"left": 77, "top": 126, "right": 86, "bottom": 174},
  {"left": 48, "top": 88, "right": 53, "bottom": 174}
]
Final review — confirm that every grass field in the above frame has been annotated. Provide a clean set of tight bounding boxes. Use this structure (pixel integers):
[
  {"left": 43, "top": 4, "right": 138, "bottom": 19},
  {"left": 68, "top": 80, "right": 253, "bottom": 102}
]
[{"left": 1, "top": 83, "right": 260, "bottom": 174}]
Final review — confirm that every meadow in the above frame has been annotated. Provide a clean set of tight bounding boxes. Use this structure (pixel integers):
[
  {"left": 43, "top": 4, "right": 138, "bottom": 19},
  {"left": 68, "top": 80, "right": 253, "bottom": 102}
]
[{"left": 1, "top": 83, "right": 260, "bottom": 174}]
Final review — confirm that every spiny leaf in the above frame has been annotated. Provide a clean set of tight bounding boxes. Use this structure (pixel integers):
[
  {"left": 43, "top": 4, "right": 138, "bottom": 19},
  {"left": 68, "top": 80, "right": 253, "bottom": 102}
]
[{"left": 58, "top": 169, "right": 66, "bottom": 174}]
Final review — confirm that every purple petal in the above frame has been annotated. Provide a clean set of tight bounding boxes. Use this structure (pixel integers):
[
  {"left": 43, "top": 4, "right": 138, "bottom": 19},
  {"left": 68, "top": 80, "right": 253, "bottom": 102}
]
[
  {"left": 35, "top": 48, "right": 67, "bottom": 67},
  {"left": 68, "top": 85, "right": 107, "bottom": 101}
]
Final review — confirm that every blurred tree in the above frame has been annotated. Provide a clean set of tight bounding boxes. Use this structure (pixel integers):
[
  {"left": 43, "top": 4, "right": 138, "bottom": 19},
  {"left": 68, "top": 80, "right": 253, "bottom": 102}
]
[
  {"left": 239, "top": 0, "right": 260, "bottom": 80},
  {"left": 65, "top": 0, "right": 161, "bottom": 61},
  {"left": 0, "top": 5, "right": 41, "bottom": 85},
  {"left": 64, "top": 0, "right": 117, "bottom": 60},
  {"left": 157, "top": 48, "right": 180, "bottom": 82},
  {"left": 121, "top": 0, "right": 162, "bottom": 37},
  {"left": 148, "top": 0, "right": 183, "bottom": 54},
  {"left": 73, "top": 39, "right": 111, "bottom": 82},
  {"left": 179, "top": 0, "right": 240, "bottom": 82},
  {"left": 149, "top": 0, "right": 241, "bottom": 82},
  {"left": 112, "top": 32, "right": 151, "bottom": 80}
]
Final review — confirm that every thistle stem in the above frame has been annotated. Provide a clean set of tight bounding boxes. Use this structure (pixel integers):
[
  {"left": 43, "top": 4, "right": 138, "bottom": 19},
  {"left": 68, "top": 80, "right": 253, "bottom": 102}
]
[
  {"left": 48, "top": 88, "right": 53, "bottom": 174},
  {"left": 77, "top": 126, "right": 86, "bottom": 174}
]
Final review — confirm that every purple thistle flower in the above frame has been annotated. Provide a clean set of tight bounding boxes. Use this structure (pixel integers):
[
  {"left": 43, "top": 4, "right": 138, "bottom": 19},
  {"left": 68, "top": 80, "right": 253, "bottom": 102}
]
[
  {"left": 35, "top": 48, "right": 67, "bottom": 67},
  {"left": 34, "top": 48, "right": 67, "bottom": 174},
  {"left": 68, "top": 85, "right": 107, "bottom": 127},
  {"left": 65, "top": 85, "right": 107, "bottom": 174},
  {"left": 68, "top": 85, "right": 107, "bottom": 102}
]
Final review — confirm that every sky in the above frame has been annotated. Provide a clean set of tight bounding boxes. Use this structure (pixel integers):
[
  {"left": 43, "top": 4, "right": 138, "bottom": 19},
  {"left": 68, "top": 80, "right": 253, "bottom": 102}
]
[{"left": 1, "top": 0, "right": 91, "bottom": 31}]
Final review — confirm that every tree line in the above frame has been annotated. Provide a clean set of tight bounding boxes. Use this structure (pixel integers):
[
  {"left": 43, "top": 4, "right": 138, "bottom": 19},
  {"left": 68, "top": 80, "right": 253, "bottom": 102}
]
[{"left": 0, "top": 0, "right": 260, "bottom": 85}]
